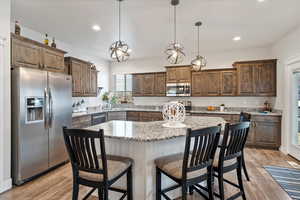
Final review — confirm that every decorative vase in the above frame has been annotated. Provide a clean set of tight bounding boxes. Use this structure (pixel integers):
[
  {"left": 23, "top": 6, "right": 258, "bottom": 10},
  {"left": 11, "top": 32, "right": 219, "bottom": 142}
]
[
  {"left": 162, "top": 101, "right": 186, "bottom": 128},
  {"left": 220, "top": 106, "right": 225, "bottom": 112}
]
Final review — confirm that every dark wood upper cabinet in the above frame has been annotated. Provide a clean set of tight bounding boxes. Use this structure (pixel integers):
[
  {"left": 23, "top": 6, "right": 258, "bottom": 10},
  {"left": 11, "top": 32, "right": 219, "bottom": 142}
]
[
  {"left": 192, "top": 72, "right": 206, "bottom": 96},
  {"left": 132, "top": 59, "right": 276, "bottom": 97},
  {"left": 166, "top": 66, "right": 191, "bottom": 83},
  {"left": 234, "top": 59, "right": 277, "bottom": 96},
  {"left": 143, "top": 73, "right": 155, "bottom": 96},
  {"left": 221, "top": 70, "right": 237, "bottom": 96},
  {"left": 42, "top": 48, "right": 65, "bottom": 73},
  {"left": 11, "top": 33, "right": 66, "bottom": 72},
  {"left": 132, "top": 72, "right": 166, "bottom": 97},
  {"left": 236, "top": 63, "right": 256, "bottom": 96},
  {"left": 205, "top": 71, "right": 221, "bottom": 96},
  {"left": 192, "top": 69, "right": 236, "bottom": 97},
  {"left": 254, "top": 62, "right": 276, "bottom": 96},
  {"left": 132, "top": 74, "right": 144, "bottom": 96},
  {"left": 166, "top": 67, "right": 178, "bottom": 83},
  {"left": 90, "top": 69, "right": 98, "bottom": 96},
  {"left": 65, "top": 57, "right": 98, "bottom": 97},
  {"left": 68, "top": 59, "right": 83, "bottom": 96},
  {"left": 154, "top": 72, "right": 166, "bottom": 96},
  {"left": 12, "top": 36, "right": 42, "bottom": 69}
]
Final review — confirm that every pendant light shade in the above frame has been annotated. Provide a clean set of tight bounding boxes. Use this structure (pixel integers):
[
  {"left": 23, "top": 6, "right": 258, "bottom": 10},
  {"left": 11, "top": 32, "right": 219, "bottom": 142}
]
[
  {"left": 109, "top": 0, "right": 131, "bottom": 62},
  {"left": 191, "top": 21, "right": 206, "bottom": 71},
  {"left": 165, "top": 0, "right": 185, "bottom": 64}
]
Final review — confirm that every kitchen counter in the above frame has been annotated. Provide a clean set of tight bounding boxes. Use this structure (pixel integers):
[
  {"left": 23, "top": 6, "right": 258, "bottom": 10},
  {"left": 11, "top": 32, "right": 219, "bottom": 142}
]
[
  {"left": 72, "top": 107, "right": 282, "bottom": 118},
  {"left": 85, "top": 116, "right": 226, "bottom": 142}
]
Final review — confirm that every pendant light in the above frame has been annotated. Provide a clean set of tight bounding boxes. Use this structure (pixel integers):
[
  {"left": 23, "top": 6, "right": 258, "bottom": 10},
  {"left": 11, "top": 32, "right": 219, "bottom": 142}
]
[
  {"left": 191, "top": 21, "right": 206, "bottom": 71},
  {"left": 109, "top": 0, "right": 131, "bottom": 62},
  {"left": 165, "top": 0, "right": 185, "bottom": 64}
]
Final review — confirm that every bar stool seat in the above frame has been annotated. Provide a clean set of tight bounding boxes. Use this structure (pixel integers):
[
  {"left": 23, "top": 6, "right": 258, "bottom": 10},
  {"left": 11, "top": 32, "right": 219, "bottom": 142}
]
[
  {"left": 155, "top": 153, "right": 207, "bottom": 180},
  {"left": 79, "top": 155, "right": 133, "bottom": 182},
  {"left": 212, "top": 149, "right": 237, "bottom": 168}
]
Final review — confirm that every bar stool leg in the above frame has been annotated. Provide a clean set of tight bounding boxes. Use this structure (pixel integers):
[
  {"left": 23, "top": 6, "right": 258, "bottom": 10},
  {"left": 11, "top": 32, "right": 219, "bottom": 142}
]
[
  {"left": 127, "top": 166, "right": 133, "bottom": 200},
  {"left": 97, "top": 188, "right": 103, "bottom": 200},
  {"left": 189, "top": 186, "right": 194, "bottom": 195},
  {"left": 182, "top": 183, "right": 187, "bottom": 200},
  {"left": 218, "top": 172, "right": 225, "bottom": 200},
  {"left": 242, "top": 151, "right": 250, "bottom": 181},
  {"left": 103, "top": 185, "right": 109, "bottom": 200},
  {"left": 207, "top": 168, "right": 214, "bottom": 200},
  {"left": 156, "top": 167, "right": 162, "bottom": 200},
  {"left": 72, "top": 182, "right": 79, "bottom": 200},
  {"left": 237, "top": 159, "right": 246, "bottom": 200}
]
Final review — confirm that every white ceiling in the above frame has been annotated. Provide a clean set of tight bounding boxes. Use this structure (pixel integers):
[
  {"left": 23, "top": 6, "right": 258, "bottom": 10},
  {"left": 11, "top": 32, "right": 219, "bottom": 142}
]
[{"left": 11, "top": 0, "right": 300, "bottom": 60}]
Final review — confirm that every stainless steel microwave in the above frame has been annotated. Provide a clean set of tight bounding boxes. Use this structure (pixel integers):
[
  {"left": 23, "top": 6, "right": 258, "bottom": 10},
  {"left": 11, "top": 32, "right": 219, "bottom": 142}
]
[{"left": 166, "top": 83, "right": 191, "bottom": 97}]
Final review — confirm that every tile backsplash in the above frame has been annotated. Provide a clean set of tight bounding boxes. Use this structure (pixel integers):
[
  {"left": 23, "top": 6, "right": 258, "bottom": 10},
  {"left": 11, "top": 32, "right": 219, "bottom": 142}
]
[
  {"left": 132, "top": 96, "right": 276, "bottom": 108},
  {"left": 73, "top": 96, "right": 277, "bottom": 111}
]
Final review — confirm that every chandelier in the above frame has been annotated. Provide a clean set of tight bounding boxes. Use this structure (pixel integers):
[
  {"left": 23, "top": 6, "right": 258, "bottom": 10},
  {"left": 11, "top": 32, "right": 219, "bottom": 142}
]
[
  {"left": 165, "top": 0, "right": 185, "bottom": 64},
  {"left": 191, "top": 21, "right": 207, "bottom": 71},
  {"left": 109, "top": 0, "right": 131, "bottom": 62}
]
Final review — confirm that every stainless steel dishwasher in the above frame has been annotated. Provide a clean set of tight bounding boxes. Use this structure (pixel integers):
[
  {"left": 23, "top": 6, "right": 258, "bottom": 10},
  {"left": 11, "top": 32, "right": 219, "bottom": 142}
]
[{"left": 91, "top": 113, "right": 107, "bottom": 125}]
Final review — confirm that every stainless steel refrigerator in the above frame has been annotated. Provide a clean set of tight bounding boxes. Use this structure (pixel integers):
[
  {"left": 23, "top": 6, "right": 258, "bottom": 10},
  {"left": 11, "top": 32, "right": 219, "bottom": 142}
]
[{"left": 11, "top": 67, "right": 72, "bottom": 185}]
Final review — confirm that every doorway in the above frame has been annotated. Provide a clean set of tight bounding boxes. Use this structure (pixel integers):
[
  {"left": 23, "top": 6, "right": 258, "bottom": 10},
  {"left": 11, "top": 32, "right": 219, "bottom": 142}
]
[{"left": 288, "top": 57, "right": 300, "bottom": 161}]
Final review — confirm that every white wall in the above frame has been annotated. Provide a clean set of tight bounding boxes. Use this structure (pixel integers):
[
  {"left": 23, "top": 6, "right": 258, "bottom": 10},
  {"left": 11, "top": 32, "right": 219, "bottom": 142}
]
[
  {"left": 271, "top": 25, "right": 300, "bottom": 154},
  {"left": 13, "top": 25, "right": 111, "bottom": 107},
  {"left": 110, "top": 47, "right": 276, "bottom": 108},
  {"left": 0, "top": 0, "right": 12, "bottom": 193}
]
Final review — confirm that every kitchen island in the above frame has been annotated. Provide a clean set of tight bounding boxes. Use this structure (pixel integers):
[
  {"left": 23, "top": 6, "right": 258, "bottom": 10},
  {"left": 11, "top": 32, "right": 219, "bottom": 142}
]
[{"left": 85, "top": 116, "right": 226, "bottom": 200}]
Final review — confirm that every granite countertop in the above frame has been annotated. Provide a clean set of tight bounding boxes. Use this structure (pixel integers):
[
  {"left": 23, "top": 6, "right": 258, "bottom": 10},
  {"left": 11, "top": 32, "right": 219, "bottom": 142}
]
[
  {"left": 189, "top": 110, "right": 282, "bottom": 116},
  {"left": 72, "top": 107, "right": 282, "bottom": 118},
  {"left": 85, "top": 116, "right": 226, "bottom": 142}
]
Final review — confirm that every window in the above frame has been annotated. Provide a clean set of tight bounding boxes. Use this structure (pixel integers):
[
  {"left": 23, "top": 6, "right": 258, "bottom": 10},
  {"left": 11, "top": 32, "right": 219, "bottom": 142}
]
[{"left": 113, "top": 74, "right": 132, "bottom": 103}]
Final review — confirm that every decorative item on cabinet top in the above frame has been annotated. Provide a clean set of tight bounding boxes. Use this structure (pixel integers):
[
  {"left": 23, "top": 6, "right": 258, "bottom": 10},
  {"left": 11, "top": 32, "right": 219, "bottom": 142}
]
[
  {"left": 11, "top": 33, "right": 67, "bottom": 72},
  {"left": 65, "top": 57, "right": 99, "bottom": 97}
]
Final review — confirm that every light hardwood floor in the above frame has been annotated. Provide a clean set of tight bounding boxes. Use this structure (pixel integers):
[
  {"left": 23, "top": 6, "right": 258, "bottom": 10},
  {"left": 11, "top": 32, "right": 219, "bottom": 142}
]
[{"left": 0, "top": 148, "right": 299, "bottom": 200}]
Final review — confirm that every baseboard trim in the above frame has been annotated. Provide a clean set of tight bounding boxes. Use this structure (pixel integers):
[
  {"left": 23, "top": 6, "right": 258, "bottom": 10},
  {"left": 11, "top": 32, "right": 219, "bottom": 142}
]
[
  {"left": 0, "top": 178, "right": 12, "bottom": 193},
  {"left": 279, "top": 146, "right": 288, "bottom": 155}
]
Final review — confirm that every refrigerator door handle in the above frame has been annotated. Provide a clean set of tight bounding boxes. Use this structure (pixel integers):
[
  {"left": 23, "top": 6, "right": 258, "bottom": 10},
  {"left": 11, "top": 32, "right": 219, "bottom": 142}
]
[
  {"left": 49, "top": 88, "right": 53, "bottom": 128},
  {"left": 44, "top": 87, "right": 49, "bottom": 129}
]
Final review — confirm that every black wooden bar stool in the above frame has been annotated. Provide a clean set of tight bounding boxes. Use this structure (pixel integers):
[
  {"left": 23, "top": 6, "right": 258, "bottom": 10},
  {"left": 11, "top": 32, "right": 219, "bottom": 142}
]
[
  {"left": 213, "top": 122, "right": 251, "bottom": 200},
  {"left": 239, "top": 112, "right": 251, "bottom": 181},
  {"left": 155, "top": 126, "right": 221, "bottom": 200},
  {"left": 63, "top": 127, "right": 133, "bottom": 200}
]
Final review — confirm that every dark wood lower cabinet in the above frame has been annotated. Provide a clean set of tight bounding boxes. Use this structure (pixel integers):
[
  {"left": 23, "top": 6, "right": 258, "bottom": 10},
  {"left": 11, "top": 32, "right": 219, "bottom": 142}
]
[
  {"left": 127, "top": 111, "right": 140, "bottom": 121},
  {"left": 191, "top": 113, "right": 281, "bottom": 149},
  {"left": 72, "top": 115, "right": 92, "bottom": 128},
  {"left": 127, "top": 111, "right": 163, "bottom": 122},
  {"left": 73, "top": 111, "right": 164, "bottom": 128}
]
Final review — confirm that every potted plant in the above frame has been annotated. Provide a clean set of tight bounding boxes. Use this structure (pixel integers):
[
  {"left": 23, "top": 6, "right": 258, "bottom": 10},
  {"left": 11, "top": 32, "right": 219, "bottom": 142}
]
[
  {"left": 101, "top": 92, "right": 118, "bottom": 110},
  {"left": 220, "top": 104, "right": 225, "bottom": 112},
  {"left": 102, "top": 92, "right": 110, "bottom": 102}
]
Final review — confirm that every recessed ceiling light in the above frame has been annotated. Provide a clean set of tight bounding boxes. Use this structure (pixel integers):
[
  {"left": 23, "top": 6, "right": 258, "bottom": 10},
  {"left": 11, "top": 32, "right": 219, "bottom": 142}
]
[
  {"left": 233, "top": 36, "right": 241, "bottom": 41},
  {"left": 92, "top": 25, "right": 101, "bottom": 31},
  {"left": 257, "top": 0, "right": 265, "bottom": 2}
]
